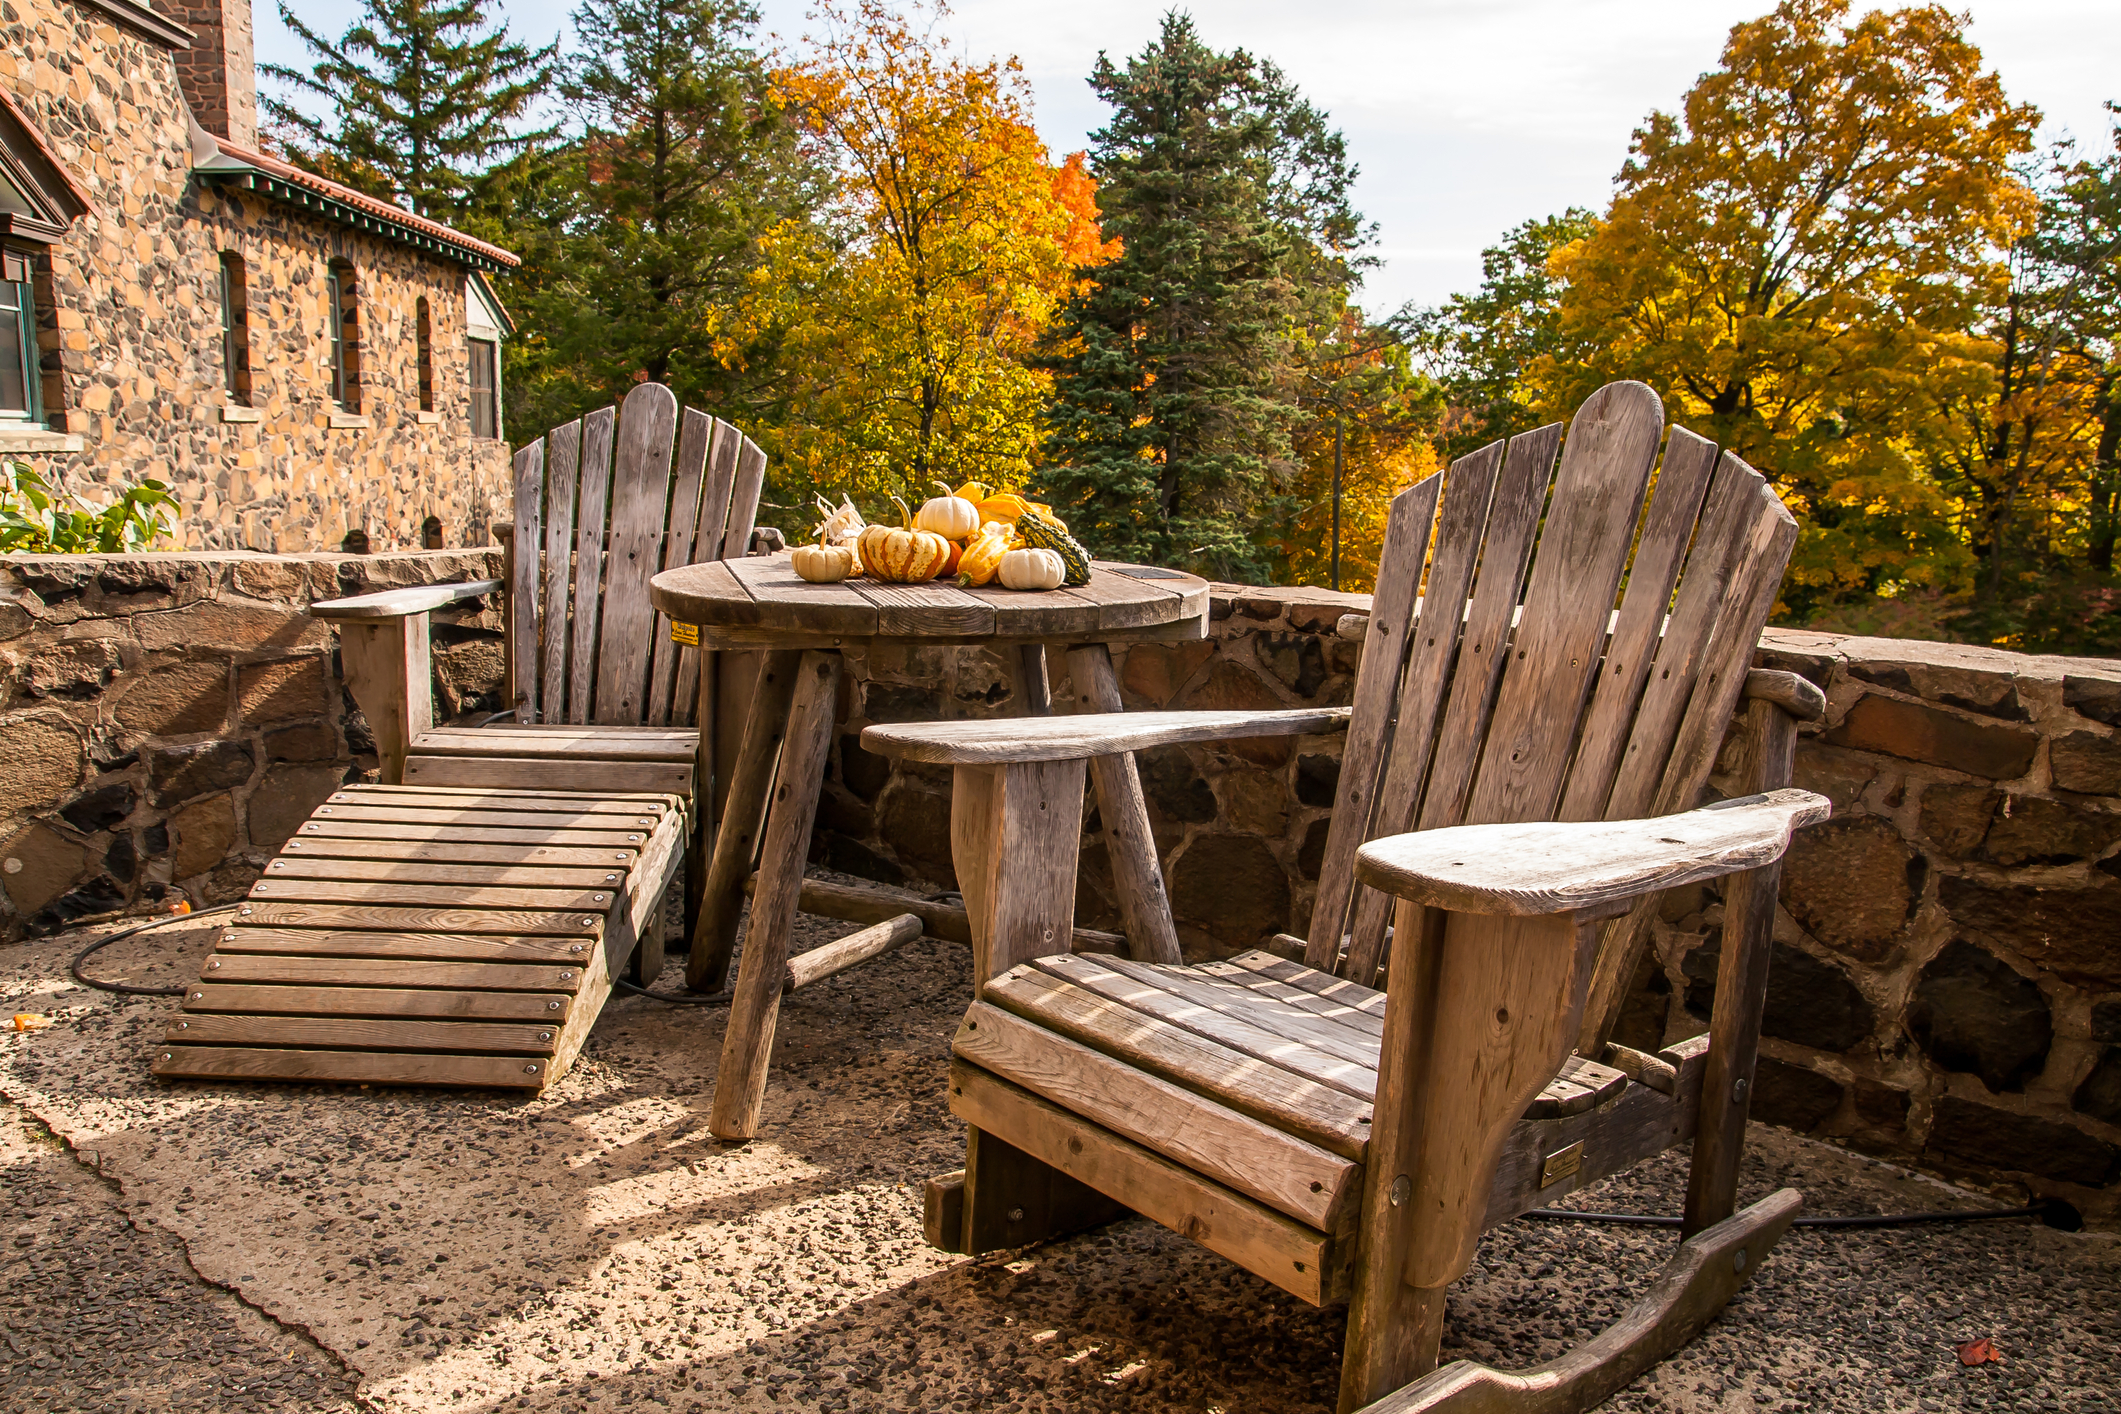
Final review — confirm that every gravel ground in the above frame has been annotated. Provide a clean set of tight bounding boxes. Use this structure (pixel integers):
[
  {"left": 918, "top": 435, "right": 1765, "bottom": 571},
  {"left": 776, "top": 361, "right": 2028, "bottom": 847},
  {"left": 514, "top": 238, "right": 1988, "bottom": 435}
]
[{"left": 2, "top": 874, "right": 2116, "bottom": 1414}]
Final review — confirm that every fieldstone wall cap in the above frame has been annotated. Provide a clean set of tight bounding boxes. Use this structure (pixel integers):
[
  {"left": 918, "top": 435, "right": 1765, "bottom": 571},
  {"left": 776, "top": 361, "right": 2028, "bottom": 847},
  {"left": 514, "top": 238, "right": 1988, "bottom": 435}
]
[{"left": 1824, "top": 694, "right": 2038, "bottom": 780}]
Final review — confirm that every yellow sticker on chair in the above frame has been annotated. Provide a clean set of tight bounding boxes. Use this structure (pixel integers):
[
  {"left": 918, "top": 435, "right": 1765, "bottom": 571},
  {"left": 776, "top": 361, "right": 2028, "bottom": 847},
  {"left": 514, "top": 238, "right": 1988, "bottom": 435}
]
[{"left": 670, "top": 621, "right": 700, "bottom": 646}]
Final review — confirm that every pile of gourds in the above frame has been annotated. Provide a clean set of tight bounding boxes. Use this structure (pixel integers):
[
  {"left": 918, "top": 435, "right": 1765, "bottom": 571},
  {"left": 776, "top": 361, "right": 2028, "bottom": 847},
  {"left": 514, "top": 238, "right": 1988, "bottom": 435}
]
[{"left": 791, "top": 481, "right": 1092, "bottom": 591}]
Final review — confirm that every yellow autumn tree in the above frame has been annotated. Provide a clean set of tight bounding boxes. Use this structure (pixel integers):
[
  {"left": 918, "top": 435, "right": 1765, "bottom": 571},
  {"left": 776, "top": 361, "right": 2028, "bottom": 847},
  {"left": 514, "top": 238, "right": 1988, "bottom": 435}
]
[
  {"left": 1271, "top": 310, "right": 1442, "bottom": 592},
  {"left": 1534, "top": 0, "right": 2039, "bottom": 615},
  {"left": 756, "top": 0, "right": 1113, "bottom": 513}
]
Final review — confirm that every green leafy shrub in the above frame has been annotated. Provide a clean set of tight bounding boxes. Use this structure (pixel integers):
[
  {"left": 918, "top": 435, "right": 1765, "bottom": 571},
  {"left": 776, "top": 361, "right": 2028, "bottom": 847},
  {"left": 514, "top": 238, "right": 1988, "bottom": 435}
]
[{"left": 0, "top": 461, "right": 179, "bottom": 553}]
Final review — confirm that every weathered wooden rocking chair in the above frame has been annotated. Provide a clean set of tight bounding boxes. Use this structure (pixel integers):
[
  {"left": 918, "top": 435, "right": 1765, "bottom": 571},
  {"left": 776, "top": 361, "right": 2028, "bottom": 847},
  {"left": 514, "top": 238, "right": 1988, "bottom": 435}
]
[
  {"left": 154, "top": 383, "right": 775, "bottom": 1090},
  {"left": 861, "top": 381, "right": 1831, "bottom": 1412}
]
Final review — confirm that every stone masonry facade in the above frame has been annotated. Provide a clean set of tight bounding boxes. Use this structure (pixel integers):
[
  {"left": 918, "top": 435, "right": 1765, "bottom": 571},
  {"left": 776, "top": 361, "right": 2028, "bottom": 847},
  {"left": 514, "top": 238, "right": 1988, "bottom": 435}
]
[
  {"left": 3, "top": 554, "right": 2116, "bottom": 1222},
  {"left": 0, "top": 0, "right": 513, "bottom": 551},
  {"left": 0, "top": 547, "right": 504, "bottom": 935}
]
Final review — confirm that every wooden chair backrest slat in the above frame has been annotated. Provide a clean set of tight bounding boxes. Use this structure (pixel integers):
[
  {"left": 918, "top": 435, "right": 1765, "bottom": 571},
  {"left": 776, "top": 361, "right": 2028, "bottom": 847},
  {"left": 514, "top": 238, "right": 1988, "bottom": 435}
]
[
  {"left": 1554, "top": 427, "right": 1720, "bottom": 822},
  {"left": 538, "top": 418, "right": 583, "bottom": 715},
  {"left": 507, "top": 383, "right": 767, "bottom": 728},
  {"left": 721, "top": 436, "right": 767, "bottom": 561},
  {"left": 1416, "top": 420, "right": 1564, "bottom": 834},
  {"left": 645, "top": 409, "right": 716, "bottom": 727},
  {"left": 1316, "top": 380, "right": 1798, "bottom": 997},
  {"left": 567, "top": 406, "right": 618, "bottom": 722},
  {"left": 1318, "top": 438, "right": 1507, "bottom": 977},
  {"left": 594, "top": 384, "right": 680, "bottom": 725},
  {"left": 1463, "top": 382, "right": 1663, "bottom": 826},
  {"left": 1300, "top": 477, "right": 1440, "bottom": 973},
  {"left": 508, "top": 440, "right": 543, "bottom": 724}
]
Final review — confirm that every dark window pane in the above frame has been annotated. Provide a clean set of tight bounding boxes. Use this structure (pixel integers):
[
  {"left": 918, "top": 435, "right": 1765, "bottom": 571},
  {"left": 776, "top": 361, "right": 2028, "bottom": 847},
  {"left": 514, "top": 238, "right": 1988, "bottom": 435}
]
[
  {"left": 469, "top": 338, "right": 496, "bottom": 439},
  {"left": 0, "top": 299, "right": 27, "bottom": 415}
]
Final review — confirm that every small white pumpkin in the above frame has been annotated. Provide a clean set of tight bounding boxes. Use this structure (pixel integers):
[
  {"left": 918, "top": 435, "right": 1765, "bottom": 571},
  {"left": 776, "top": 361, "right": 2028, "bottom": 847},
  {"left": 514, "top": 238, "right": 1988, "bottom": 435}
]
[
  {"left": 792, "top": 538, "right": 857, "bottom": 584},
  {"left": 997, "top": 546, "right": 1065, "bottom": 591},
  {"left": 914, "top": 481, "right": 981, "bottom": 540}
]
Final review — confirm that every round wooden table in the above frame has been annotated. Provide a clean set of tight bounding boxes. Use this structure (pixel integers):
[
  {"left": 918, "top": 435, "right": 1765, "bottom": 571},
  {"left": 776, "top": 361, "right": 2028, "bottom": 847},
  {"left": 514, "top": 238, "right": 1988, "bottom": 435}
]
[{"left": 649, "top": 550, "right": 1210, "bottom": 1138}]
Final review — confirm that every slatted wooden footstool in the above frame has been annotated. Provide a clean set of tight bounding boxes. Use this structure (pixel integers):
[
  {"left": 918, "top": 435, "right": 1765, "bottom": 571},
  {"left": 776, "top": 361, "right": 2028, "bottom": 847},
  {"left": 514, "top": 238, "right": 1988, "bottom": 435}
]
[{"left": 151, "top": 782, "right": 690, "bottom": 1091}]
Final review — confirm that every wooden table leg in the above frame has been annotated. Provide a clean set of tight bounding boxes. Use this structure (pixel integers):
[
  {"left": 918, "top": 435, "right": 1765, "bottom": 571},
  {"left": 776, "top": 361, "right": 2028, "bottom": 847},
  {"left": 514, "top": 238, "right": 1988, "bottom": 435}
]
[
  {"left": 1017, "top": 643, "right": 1053, "bottom": 715},
  {"left": 709, "top": 649, "right": 842, "bottom": 1141},
  {"left": 687, "top": 648, "right": 801, "bottom": 992},
  {"left": 1065, "top": 643, "right": 1182, "bottom": 964}
]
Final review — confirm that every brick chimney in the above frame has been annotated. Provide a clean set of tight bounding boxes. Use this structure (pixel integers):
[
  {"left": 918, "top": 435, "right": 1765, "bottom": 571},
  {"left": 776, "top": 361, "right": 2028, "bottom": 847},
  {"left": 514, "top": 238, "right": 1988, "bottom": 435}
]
[{"left": 168, "top": 0, "right": 257, "bottom": 149}]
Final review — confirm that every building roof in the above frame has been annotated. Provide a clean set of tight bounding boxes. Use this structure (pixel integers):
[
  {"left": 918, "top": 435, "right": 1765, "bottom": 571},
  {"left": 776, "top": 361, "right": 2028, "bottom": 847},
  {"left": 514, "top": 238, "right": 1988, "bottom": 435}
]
[{"left": 193, "top": 131, "right": 520, "bottom": 273}]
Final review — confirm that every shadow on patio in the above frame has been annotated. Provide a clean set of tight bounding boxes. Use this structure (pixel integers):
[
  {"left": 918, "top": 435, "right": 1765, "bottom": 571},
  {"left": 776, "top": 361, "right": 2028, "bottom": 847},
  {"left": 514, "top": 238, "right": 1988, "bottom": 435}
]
[{"left": 3, "top": 881, "right": 2116, "bottom": 1414}]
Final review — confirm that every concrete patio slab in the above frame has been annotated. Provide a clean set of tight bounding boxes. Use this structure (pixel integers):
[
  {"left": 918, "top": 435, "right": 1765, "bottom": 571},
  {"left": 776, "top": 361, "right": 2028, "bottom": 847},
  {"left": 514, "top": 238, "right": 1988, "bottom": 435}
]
[{"left": 3, "top": 877, "right": 2115, "bottom": 1414}]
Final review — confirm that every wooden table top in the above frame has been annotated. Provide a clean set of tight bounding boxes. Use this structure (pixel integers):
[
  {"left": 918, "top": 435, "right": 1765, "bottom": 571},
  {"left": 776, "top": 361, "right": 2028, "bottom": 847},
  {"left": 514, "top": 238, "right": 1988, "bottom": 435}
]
[{"left": 650, "top": 551, "right": 1210, "bottom": 646}]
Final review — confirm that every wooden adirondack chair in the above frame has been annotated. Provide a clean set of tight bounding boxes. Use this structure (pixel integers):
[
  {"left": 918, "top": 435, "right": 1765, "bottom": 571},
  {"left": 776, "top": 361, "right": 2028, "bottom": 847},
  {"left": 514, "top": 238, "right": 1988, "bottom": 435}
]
[
  {"left": 152, "top": 384, "right": 775, "bottom": 1092},
  {"left": 860, "top": 381, "right": 1832, "bottom": 1413}
]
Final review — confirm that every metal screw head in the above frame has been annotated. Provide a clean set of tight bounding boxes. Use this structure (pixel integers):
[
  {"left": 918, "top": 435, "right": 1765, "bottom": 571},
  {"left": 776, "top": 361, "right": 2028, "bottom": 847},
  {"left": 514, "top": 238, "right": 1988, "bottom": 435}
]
[
  {"left": 239, "top": 906, "right": 252, "bottom": 915},
  {"left": 221, "top": 933, "right": 236, "bottom": 943},
  {"left": 1006, "top": 1207, "right": 1025, "bottom": 1223},
  {"left": 627, "top": 835, "right": 641, "bottom": 842},
  {"left": 1390, "top": 1175, "right": 1412, "bottom": 1208},
  {"left": 177, "top": 1020, "right": 189, "bottom": 1029},
  {"left": 547, "top": 1001, "right": 562, "bottom": 1010},
  {"left": 580, "top": 918, "right": 596, "bottom": 927},
  {"left": 162, "top": 1052, "right": 173, "bottom": 1061},
  {"left": 303, "top": 823, "right": 319, "bottom": 831},
  {"left": 568, "top": 944, "right": 584, "bottom": 954},
  {"left": 270, "top": 861, "right": 284, "bottom": 869},
  {"left": 559, "top": 971, "right": 575, "bottom": 981},
  {"left": 537, "top": 1031, "right": 553, "bottom": 1042},
  {"left": 615, "top": 854, "right": 628, "bottom": 861},
  {"left": 605, "top": 875, "right": 619, "bottom": 883},
  {"left": 287, "top": 842, "right": 303, "bottom": 850},
  {"left": 638, "top": 818, "right": 653, "bottom": 825},
  {"left": 592, "top": 894, "right": 606, "bottom": 903},
  {"left": 208, "top": 959, "right": 222, "bottom": 970},
  {"left": 1733, "top": 1077, "right": 1750, "bottom": 1104},
  {"left": 191, "top": 992, "right": 204, "bottom": 1001},
  {"left": 1732, "top": 1248, "right": 1748, "bottom": 1274},
  {"left": 523, "top": 1064, "right": 540, "bottom": 1075},
  {"left": 319, "top": 807, "right": 333, "bottom": 814},
  {"left": 253, "top": 884, "right": 269, "bottom": 894}
]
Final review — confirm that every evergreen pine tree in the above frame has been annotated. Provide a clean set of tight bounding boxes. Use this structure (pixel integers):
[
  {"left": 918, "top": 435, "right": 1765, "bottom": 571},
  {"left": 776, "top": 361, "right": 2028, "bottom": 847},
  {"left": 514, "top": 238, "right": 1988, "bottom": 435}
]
[
  {"left": 263, "top": 0, "right": 557, "bottom": 223},
  {"left": 505, "top": 0, "right": 819, "bottom": 432},
  {"left": 1041, "top": 12, "right": 1366, "bottom": 581}
]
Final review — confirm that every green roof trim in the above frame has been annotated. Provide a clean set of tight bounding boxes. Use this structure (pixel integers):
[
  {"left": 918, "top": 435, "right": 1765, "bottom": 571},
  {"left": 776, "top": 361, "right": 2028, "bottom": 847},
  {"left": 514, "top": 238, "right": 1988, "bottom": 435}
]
[{"left": 192, "top": 143, "right": 519, "bottom": 273}]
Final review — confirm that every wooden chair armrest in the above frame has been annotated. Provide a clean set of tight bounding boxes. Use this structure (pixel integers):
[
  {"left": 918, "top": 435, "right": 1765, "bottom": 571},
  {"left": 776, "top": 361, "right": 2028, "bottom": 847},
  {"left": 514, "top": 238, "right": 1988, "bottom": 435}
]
[
  {"left": 862, "top": 706, "right": 1351, "bottom": 765},
  {"left": 1742, "top": 668, "right": 1825, "bottom": 722},
  {"left": 1353, "top": 788, "right": 1830, "bottom": 917},
  {"left": 309, "top": 579, "right": 504, "bottom": 621}
]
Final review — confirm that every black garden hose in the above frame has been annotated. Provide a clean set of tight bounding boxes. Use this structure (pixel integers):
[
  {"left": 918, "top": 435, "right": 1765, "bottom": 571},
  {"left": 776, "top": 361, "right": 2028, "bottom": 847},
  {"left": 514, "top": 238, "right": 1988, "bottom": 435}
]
[
  {"left": 1524, "top": 1201, "right": 2077, "bottom": 1232},
  {"left": 67, "top": 904, "right": 241, "bottom": 998}
]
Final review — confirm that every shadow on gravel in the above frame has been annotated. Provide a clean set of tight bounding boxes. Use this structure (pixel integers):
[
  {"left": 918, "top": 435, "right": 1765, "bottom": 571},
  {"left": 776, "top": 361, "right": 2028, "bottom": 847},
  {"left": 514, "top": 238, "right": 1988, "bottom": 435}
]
[{"left": 3, "top": 883, "right": 2117, "bottom": 1414}]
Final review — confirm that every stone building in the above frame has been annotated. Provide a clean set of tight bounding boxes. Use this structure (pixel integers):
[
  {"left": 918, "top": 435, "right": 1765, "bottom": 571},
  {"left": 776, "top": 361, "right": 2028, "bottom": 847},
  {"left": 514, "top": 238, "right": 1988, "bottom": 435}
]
[{"left": 0, "top": 0, "right": 518, "bottom": 551}]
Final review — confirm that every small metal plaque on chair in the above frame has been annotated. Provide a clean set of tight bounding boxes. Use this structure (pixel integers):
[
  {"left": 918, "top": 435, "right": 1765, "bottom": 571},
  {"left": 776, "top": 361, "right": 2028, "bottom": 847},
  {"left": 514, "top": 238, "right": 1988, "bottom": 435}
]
[{"left": 1541, "top": 1140, "right": 1586, "bottom": 1188}]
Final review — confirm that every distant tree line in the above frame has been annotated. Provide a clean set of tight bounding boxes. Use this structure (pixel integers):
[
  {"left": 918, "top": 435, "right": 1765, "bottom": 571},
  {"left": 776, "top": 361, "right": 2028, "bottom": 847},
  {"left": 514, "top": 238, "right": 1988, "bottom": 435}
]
[{"left": 270, "top": 0, "right": 2120, "bottom": 645}]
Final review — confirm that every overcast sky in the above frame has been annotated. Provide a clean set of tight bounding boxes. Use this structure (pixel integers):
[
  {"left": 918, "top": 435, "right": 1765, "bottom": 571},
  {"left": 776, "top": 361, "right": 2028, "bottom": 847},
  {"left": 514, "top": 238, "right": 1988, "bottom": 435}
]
[{"left": 256, "top": 0, "right": 2121, "bottom": 316}]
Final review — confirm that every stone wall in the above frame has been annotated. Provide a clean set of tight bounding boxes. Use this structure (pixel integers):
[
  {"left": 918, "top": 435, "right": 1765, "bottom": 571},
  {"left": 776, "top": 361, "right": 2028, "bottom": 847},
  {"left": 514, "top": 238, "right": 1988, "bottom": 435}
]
[
  {"left": 810, "top": 591, "right": 2121, "bottom": 1224},
  {"left": 0, "top": 0, "right": 511, "bottom": 552},
  {"left": 0, "top": 548, "right": 504, "bottom": 937},
  {"left": 6, "top": 551, "right": 2117, "bottom": 1221}
]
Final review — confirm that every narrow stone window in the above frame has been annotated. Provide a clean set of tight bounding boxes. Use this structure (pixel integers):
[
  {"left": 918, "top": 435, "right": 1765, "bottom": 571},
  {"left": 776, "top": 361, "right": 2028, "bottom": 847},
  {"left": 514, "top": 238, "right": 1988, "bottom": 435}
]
[
  {"left": 218, "top": 251, "right": 252, "bottom": 406},
  {"left": 0, "top": 247, "right": 42, "bottom": 425},
  {"left": 414, "top": 296, "right": 434, "bottom": 412},
  {"left": 326, "top": 258, "right": 361, "bottom": 413},
  {"left": 468, "top": 336, "right": 499, "bottom": 439}
]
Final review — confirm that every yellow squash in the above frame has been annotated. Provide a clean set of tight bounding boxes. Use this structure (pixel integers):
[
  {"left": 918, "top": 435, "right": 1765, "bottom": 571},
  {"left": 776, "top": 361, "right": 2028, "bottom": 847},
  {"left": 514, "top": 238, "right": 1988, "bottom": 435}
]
[{"left": 956, "top": 522, "right": 1017, "bottom": 588}]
